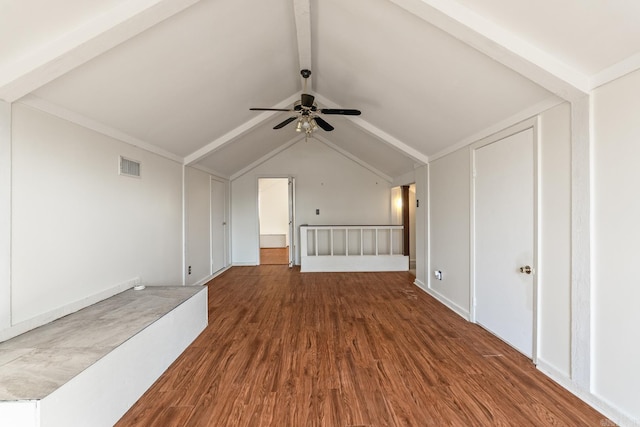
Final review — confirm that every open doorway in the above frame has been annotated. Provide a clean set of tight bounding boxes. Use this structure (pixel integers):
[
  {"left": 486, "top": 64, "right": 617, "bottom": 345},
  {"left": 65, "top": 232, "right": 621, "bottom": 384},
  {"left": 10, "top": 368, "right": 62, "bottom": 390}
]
[
  {"left": 258, "top": 178, "right": 291, "bottom": 265},
  {"left": 391, "top": 183, "right": 416, "bottom": 274}
]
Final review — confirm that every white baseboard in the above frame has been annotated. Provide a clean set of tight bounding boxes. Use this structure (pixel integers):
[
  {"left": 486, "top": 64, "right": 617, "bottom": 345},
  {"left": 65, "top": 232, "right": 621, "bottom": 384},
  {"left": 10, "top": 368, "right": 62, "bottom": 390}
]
[
  {"left": 536, "top": 360, "right": 639, "bottom": 427},
  {"left": 413, "top": 279, "right": 470, "bottom": 320},
  {"left": 232, "top": 262, "right": 257, "bottom": 266},
  {"left": 0, "top": 277, "right": 140, "bottom": 342},
  {"left": 190, "top": 266, "right": 231, "bottom": 287}
]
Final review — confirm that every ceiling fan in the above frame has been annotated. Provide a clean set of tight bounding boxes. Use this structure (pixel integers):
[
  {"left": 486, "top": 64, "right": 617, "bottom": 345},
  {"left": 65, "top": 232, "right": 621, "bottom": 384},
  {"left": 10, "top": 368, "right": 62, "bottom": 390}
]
[{"left": 250, "top": 69, "right": 361, "bottom": 139}]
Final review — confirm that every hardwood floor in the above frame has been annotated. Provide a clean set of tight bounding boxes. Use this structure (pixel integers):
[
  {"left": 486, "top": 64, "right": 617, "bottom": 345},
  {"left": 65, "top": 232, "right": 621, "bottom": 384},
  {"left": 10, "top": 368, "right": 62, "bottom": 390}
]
[
  {"left": 116, "top": 266, "right": 609, "bottom": 426},
  {"left": 260, "top": 247, "right": 289, "bottom": 265}
]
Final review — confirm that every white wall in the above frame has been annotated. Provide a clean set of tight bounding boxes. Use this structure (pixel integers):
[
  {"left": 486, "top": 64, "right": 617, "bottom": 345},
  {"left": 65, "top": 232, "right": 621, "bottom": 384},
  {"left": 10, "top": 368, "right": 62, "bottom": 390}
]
[
  {"left": 258, "top": 178, "right": 289, "bottom": 247},
  {"left": 7, "top": 103, "right": 183, "bottom": 332},
  {"left": 185, "top": 166, "right": 211, "bottom": 285},
  {"left": 592, "top": 69, "right": 640, "bottom": 421},
  {"left": 0, "top": 101, "right": 10, "bottom": 332},
  {"left": 232, "top": 140, "right": 392, "bottom": 265},
  {"left": 426, "top": 148, "right": 470, "bottom": 318},
  {"left": 422, "top": 103, "right": 573, "bottom": 381},
  {"left": 537, "top": 103, "right": 571, "bottom": 378}
]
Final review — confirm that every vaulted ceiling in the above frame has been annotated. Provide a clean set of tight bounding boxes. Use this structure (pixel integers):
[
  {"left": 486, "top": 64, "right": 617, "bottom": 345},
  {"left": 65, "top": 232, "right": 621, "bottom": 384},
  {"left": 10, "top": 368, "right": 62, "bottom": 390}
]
[{"left": 2, "top": 0, "right": 639, "bottom": 181}]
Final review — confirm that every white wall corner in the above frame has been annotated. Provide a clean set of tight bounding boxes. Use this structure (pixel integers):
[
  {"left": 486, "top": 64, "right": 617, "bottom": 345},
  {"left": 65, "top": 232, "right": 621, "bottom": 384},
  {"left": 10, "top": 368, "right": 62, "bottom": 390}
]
[
  {"left": 0, "top": 277, "right": 140, "bottom": 342},
  {"left": 570, "top": 95, "right": 591, "bottom": 389},
  {"left": 537, "top": 360, "right": 636, "bottom": 427},
  {"left": 0, "top": 100, "right": 11, "bottom": 332}
]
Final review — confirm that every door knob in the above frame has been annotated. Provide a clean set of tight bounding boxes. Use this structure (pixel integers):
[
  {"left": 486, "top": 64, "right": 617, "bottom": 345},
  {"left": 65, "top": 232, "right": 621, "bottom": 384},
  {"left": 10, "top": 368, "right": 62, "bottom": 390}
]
[{"left": 519, "top": 265, "right": 533, "bottom": 274}]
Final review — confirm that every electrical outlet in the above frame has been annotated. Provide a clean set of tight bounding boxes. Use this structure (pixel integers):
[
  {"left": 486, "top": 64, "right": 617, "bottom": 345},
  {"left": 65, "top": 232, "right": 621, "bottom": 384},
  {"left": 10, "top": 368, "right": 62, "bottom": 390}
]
[
  {"left": 188, "top": 266, "right": 192, "bottom": 275},
  {"left": 316, "top": 208, "right": 320, "bottom": 215}
]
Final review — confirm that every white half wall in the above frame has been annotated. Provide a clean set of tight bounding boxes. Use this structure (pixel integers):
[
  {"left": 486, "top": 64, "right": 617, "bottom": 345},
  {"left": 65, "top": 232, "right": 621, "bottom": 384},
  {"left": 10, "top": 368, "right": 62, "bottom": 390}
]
[
  {"left": 592, "top": 68, "right": 640, "bottom": 422},
  {"left": 427, "top": 147, "right": 470, "bottom": 317},
  {"left": 7, "top": 103, "right": 182, "bottom": 333},
  {"left": 232, "top": 140, "right": 392, "bottom": 265}
]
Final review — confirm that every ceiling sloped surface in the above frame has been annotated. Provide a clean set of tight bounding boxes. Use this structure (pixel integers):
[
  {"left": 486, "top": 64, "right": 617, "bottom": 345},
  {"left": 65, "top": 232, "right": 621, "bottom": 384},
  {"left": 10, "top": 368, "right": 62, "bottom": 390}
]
[
  {"left": 311, "top": 0, "right": 556, "bottom": 159},
  {"left": 32, "top": 0, "right": 300, "bottom": 157},
  {"left": 196, "top": 114, "right": 305, "bottom": 178},
  {"left": 453, "top": 0, "right": 640, "bottom": 76},
  {"left": 6, "top": 0, "right": 636, "bottom": 179},
  {"left": 0, "top": 0, "right": 130, "bottom": 69},
  {"left": 318, "top": 120, "right": 417, "bottom": 179}
]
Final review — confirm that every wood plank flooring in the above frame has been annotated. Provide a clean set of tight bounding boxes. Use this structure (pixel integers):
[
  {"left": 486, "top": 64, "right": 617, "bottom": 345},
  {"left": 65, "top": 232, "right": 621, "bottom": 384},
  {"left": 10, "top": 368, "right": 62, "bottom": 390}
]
[
  {"left": 260, "top": 247, "right": 289, "bottom": 265},
  {"left": 116, "top": 266, "right": 610, "bottom": 426}
]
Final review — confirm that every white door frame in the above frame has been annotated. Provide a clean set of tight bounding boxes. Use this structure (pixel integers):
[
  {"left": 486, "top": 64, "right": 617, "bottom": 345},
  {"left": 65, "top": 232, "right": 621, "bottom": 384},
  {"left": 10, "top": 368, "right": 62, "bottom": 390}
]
[
  {"left": 469, "top": 117, "right": 539, "bottom": 362},
  {"left": 256, "top": 176, "right": 296, "bottom": 265},
  {"left": 210, "top": 176, "right": 229, "bottom": 273}
]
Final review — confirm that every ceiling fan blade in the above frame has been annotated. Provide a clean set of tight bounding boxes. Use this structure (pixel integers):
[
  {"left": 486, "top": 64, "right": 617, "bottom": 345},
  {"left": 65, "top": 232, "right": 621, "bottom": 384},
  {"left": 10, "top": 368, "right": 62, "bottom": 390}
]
[
  {"left": 314, "top": 117, "right": 334, "bottom": 131},
  {"left": 301, "top": 94, "right": 315, "bottom": 108},
  {"left": 273, "top": 116, "right": 298, "bottom": 129},
  {"left": 250, "top": 108, "right": 293, "bottom": 112},
  {"left": 320, "top": 109, "right": 361, "bottom": 116}
]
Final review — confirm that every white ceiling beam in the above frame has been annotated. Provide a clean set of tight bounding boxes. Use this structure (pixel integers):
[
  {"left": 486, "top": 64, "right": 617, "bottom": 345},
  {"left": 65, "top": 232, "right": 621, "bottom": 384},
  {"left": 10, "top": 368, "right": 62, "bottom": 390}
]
[
  {"left": 293, "top": 0, "right": 313, "bottom": 89},
  {"left": 185, "top": 93, "right": 300, "bottom": 165},
  {"left": 388, "top": 0, "right": 590, "bottom": 101},
  {"left": 0, "top": 0, "right": 202, "bottom": 102},
  {"left": 315, "top": 94, "right": 430, "bottom": 165}
]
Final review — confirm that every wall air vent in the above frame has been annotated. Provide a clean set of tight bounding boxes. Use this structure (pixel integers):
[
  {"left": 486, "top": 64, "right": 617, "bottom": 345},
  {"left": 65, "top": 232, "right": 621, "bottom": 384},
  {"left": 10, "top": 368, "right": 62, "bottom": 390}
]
[{"left": 119, "top": 156, "right": 141, "bottom": 178}]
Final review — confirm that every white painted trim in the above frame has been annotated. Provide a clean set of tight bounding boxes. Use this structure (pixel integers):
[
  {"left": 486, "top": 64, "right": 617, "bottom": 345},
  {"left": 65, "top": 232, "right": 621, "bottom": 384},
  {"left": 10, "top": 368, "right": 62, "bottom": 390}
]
[
  {"left": 536, "top": 360, "right": 637, "bottom": 427},
  {"left": 0, "top": 277, "right": 141, "bottom": 342},
  {"left": 0, "top": 0, "right": 202, "bottom": 102},
  {"left": 414, "top": 279, "right": 470, "bottom": 321},
  {"left": 18, "top": 95, "right": 183, "bottom": 163},
  {"left": 181, "top": 164, "right": 187, "bottom": 285},
  {"left": 570, "top": 95, "right": 591, "bottom": 389},
  {"left": 0, "top": 101, "right": 11, "bottom": 332},
  {"left": 388, "top": 0, "right": 589, "bottom": 100},
  {"left": 314, "top": 135, "right": 393, "bottom": 182},
  {"left": 591, "top": 51, "right": 640, "bottom": 89},
  {"left": 428, "top": 97, "right": 563, "bottom": 163},
  {"left": 229, "top": 135, "right": 303, "bottom": 181},
  {"left": 293, "top": 0, "right": 312, "bottom": 87},
  {"left": 232, "top": 262, "right": 257, "bottom": 267},
  {"left": 185, "top": 93, "right": 301, "bottom": 165},
  {"left": 190, "top": 265, "right": 229, "bottom": 287}
]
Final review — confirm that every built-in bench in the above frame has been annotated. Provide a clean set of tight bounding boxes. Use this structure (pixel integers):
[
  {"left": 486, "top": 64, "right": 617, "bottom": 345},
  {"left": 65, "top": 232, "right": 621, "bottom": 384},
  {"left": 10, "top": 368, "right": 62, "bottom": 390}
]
[{"left": 0, "top": 286, "right": 208, "bottom": 427}]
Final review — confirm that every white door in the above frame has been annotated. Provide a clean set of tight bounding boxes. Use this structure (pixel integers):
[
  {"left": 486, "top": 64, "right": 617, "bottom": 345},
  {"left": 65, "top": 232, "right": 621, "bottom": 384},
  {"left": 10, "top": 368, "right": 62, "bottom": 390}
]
[
  {"left": 288, "top": 177, "right": 296, "bottom": 267},
  {"left": 474, "top": 128, "right": 535, "bottom": 357},
  {"left": 211, "top": 179, "right": 226, "bottom": 273}
]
